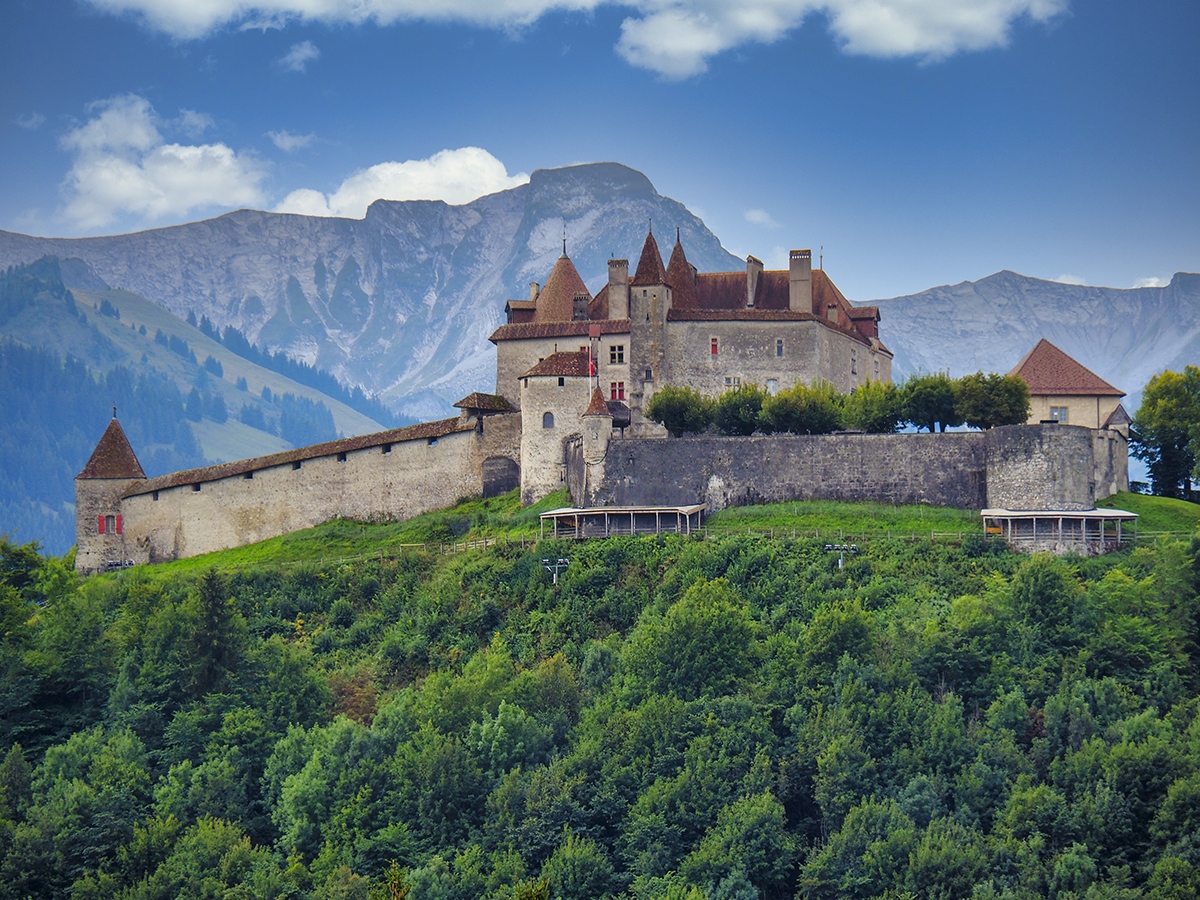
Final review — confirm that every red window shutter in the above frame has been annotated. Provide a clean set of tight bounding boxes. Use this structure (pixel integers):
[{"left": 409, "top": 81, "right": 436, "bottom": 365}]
[
  {"left": 97, "top": 515, "right": 106, "bottom": 534},
  {"left": 116, "top": 515, "right": 122, "bottom": 534}
]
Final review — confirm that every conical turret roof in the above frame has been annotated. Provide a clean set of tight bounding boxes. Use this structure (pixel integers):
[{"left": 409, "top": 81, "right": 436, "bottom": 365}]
[
  {"left": 532, "top": 253, "right": 591, "bottom": 324},
  {"left": 665, "top": 232, "right": 697, "bottom": 307},
  {"left": 583, "top": 387, "right": 611, "bottom": 417},
  {"left": 78, "top": 416, "right": 146, "bottom": 480},
  {"left": 631, "top": 230, "right": 668, "bottom": 286}
]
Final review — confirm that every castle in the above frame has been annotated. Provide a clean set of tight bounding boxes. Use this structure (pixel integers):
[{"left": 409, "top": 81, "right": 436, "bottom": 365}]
[{"left": 74, "top": 229, "right": 1127, "bottom": 572}]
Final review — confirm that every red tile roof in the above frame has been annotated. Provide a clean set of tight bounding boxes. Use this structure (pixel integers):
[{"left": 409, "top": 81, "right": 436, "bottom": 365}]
[
  {"left": 631, "top": 230, "right": 668, "bottom": 286},
  {"left": 532, "top": 255, "right": 591, "bottom": 324},
  {"left": 489, "top": 319, "right": 630, "bottom": 343},
  {"left": 666, "top": 237, "right": 698, "bottom": 308},
  {"left": 520, "top": 351, "right": 592, "bottom": 379},
  {"left": 126, "top": 417, "right": 476, "bottom": 497},
  {"left": 583, "top": 387, "right": 611, "bottom": 417},
  {"left": 1009, "top": 339, "right": 1123, "bottom": 396},
  {"left": 453, "top": 392, "right": 512, "bottom": 412},
  {"left": 78, "top": 417, "right": 146, "bottom": 480}
]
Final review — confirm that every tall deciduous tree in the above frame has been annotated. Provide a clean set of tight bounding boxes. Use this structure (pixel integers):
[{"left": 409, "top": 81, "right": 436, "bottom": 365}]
[
  {"left": 956, "top": 372, "right": 1031, "bottom": 429},
  {"left": 1132, "top": 367, "right": 1200, "bottom": 499},
  {"left": 903, "top": 373, "right": 963, "bottom": 432}
]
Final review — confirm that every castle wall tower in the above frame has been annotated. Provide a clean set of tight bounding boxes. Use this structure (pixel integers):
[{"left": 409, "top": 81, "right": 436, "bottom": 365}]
[
  {"left": 75, "top": 415, "right": 147, "bottom": 573},
  {"left": 628, "top": 230, "right": 672, "bottom": 431}
]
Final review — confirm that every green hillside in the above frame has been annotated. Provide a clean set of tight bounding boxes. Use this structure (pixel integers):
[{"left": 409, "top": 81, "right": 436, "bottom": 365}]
[{"left": 1, "top": 501, "right": 1197, "bottom": 899}]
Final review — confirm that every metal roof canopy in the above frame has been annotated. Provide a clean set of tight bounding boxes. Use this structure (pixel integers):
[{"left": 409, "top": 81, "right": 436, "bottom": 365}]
[
  {"left": 981, "top": 507, "right": 1138, "bottom": 554},
  {"left": 540, "top": 505, "right": 705, "bottom": 540}
]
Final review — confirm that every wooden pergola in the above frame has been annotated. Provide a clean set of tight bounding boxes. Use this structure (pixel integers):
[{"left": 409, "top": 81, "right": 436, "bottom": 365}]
[
  {"left": 981, "top": 507, "right": 1138, "bottom": 555},
  {"left": 540, "top": 505, "right": 705, "bottom": 540}
]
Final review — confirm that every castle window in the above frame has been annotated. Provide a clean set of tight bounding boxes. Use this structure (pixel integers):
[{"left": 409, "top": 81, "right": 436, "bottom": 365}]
[
  {"left": 610, "top": 382, "right": 625, "bottom": 401},
  {"left": 610, "top": 345, "right": 625, "bottom": 364},
  {"left": 558, "top": 377, "right": 565, "bottom": 387},
  {"left": 428, "top": 437, "right": 438, "bottom": 446},
  {"left": 580, "top": 346, "right": 588, "bottom": 354},
  {"left": 244, "top": 471, "right": 254, "bottom": 479},
  {"left": 776, "top": 339, "right": 784, "bottom": 358},
  {"left": 192, "top": 483, "right": 201, "bottom": 492},
  {"left": 543, "top": 411, "right": 554, "bottom": 429},
  {"left": 337, "top": 452, "right": 347, "bottom": 462},
  {"left": 152, "top": 491, "right": 159, "bottom": 501},
  {"left": 851, "top": 350, "right": 857, "bottom": 375},
  {"left": 293, "top": 461, "right": 302, "bottom": 471},
  {"left": 382, "top": 443, "right": 392, "bottom": 454},
  {"left": 767, "top": 379, "right": 779, "bottom": 396},
  {"left": 1050, "top": 407, "right": 1069, "bottom": 423},
  {"left": 645, "top": 368, "right": 653, "bottom": 382},
  {"left": 711, "top": 337, "right": 718, "bottom": 356},
  {"left": 724, "top": 376, "right": 741, "bottom": 388},
  {"left": 104, "top": 515, "right": 115, "bottom": 534}
]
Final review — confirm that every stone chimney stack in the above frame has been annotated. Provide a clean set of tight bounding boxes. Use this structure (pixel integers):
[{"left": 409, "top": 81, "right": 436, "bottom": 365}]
[
  {"left": 529, "top": 282, "right": 540, "bottom": 303},
  {"left": 746, "top": 255, "right": 763, "bottom": 308},
  {"left": 789, "top": 249, "right": 812, "bottom": 313},
  {"left": 607, "top": 258, "right": 629, "bottom": 320}
]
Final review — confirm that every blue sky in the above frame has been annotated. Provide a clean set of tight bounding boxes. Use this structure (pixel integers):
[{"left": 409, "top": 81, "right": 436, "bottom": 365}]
[{"left": 2, "top": 0, "right": 1197, "bottom": 299}]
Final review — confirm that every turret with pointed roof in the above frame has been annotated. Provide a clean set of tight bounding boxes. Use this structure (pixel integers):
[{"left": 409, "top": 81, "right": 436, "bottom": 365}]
[
  {"left": 665, "top": 230, "right": 697, "bottom": 308},
  {"left": 631, "top": 229, "right": 668, "bottom": 287},
  {"left": 532, "top": 253, "right": 591, "bottom": 324},
  {"left": 75, "top": 415, "right": 146, "bottom": 574}
]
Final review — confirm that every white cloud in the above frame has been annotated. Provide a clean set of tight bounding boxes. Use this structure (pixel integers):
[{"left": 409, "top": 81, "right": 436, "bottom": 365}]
[
  {"left": 60, "top": 94, "right": 266, "bottom": 230},
  {"left": 274, "top": 147, "right": 529, "bottom": 218},
  {"left": 85, "top": 1, "right": 1070, "bottom": 76},
  {"left": 15, "top": 112, "right": 46, "bottom": 130},
  {"left": 177, "top": 109, "right": 215, "bottom": 135},
  {"left": 1132, "top": 276, "right": 1168, "bottom": 288},
  {"left": 744, "top": 208, "right": 779, "bottom": 227},
  {"left": 1055, "top": 273, "right": 1087, "bottom": 285},
  {"left": 278, "top": 40, "right": 320, "bottom": 71},
  {"left": 268, "top": 129, "right": 315, "bottom": 151}
]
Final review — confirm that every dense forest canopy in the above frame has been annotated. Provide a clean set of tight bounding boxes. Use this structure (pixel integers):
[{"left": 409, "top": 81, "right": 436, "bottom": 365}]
[{"left": 1, "top": 512, "right": 1198, "bottom": 899}]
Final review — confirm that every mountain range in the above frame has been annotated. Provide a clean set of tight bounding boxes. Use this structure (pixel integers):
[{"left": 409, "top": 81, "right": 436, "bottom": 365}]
[{"left": 1, "top": 162, "right": 1196, "bottom": 419}]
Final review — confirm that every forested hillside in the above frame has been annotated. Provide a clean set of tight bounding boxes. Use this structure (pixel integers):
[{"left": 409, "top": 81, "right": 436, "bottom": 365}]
[{"left": 1, "top": 505, "right": 1198, "bottom": 899}]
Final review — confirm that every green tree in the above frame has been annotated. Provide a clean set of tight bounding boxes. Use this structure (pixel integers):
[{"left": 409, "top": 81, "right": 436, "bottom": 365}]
[
  {"left": 955, "top": 372, "right": 1031, "bottom": 429},
  {"left": 1131, "top": 366, "right": 1200, "bottom": 499},
  {"left": 759, "top": 382, "right": 843, "bottom": 435},
  {"left": 903, "top": 373, "right": 962, "bottom": 432},
  {"left": 842, "top": 380, "right": 902, "bottom": 433},
  {"left": 713, "top": 385, "right": 768, "bottom": 436},
  {"left": 645, "top": 385, "right": 714, "bottom": 437}
]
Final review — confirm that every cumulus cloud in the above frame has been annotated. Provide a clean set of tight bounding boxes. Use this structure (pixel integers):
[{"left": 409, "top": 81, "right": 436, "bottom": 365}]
[
  {"left": 275, "top": 147, "right": 529, "bottom": 218},
  {"left": 1133, "top": 276, "right": 1168, "bottom": 288},
  {"left": 15, "top": 112, "right": 46, "bottom": 130},
  {"left": 268, "top": 129, "right": 315, "bottom": 151},
  {"left": 744, "top": 208, "right": 779, "bottom": 227},
  {"left": 85, "top": 1, "right": 1070, "bottom": 76},
  {"left": 278, "top": 40, "right": 320, "bottom": 71},
  {"left": 1055, "top": 274, "right": 1087, "bottom": 285},
  {"left": 177, "top": 109, "right": 215, "bottom": 135},
  {"left": 60, "top": 94, "right": 266, "bottom": 230}
]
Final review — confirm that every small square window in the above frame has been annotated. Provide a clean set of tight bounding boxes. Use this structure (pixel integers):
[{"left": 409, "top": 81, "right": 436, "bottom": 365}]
[
  {"left": 1050, "top": 407, "right": 1069, "bottom": 424},
  {"left": 711, "top": 337, "right": 719, "bottom": 356},
  {"left": 244, "top": 471, "right": 254, "bottom": 479},
  {"left": 558, "top": 376, "right": 565, "bottom": 387},
  {"left": 776, "top": 339, "right": 784, "bottom": 358},
  {"left": 428, "top": 437, "right": 438, "bottom": 446},
  {"left": 192, "top": 483, "right": 201, "bottom": 492},
  {"left": 293, "top": 461, "right": 302, "bottom": 471},
  {"left": 382, "top": 443, "right": 392, "bottom": 454},
  {"left": 337, "top": 452, "right": 347, "bottom": 462},
  {"left": 152, "top": 491, "right": 159, "bottom": 501}
]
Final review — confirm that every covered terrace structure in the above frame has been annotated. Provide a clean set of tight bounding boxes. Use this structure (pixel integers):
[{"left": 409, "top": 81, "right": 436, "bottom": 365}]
[
  {"left": 981, "top": 507, "right": 1138, "bottom": 555},
  {"left": 540, "top": 505, "right": 705, "bottom": 540}
]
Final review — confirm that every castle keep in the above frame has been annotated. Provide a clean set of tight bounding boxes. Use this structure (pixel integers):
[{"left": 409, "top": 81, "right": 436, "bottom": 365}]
[{"left": 75, "top": 230, "right": 1129, "bottom": 571}]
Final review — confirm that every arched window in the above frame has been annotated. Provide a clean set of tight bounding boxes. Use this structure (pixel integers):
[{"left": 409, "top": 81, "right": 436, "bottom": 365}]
[{"left": 542, "top": 411, "right": 555, "bottom": 429}]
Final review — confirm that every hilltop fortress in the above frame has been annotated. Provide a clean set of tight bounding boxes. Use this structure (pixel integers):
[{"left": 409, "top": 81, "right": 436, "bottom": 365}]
[{"left": 74, "top": 230, "right": 1128, "bottom": 572}]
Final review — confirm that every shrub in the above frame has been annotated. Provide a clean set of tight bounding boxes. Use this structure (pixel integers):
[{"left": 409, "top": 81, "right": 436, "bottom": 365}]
[
  {"left": 759, "top": 381, "right": 843, "bottom": 435},
  {"left": 645, "top": 384, "right": 714, "bottom": 437},
  {"left": 843, "top": 380, "right": 902, "bottom": 433},
  {"left": 956, "top": 372, "right": 1031, "bottom": 429},
  {"left": 713, "top": 384, "right": 768, "bottom": 436}
]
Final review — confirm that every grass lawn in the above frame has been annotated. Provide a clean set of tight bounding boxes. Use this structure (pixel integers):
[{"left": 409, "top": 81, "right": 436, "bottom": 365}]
[
  {"left": 706, "top": 498, "right": 979, "bottom": 538},
  {"left": 1097, "top": 491, "right": 1200, "bottom": 535}
]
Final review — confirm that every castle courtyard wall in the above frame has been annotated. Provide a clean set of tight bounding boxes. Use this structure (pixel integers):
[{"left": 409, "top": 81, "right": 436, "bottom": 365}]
[
  {"left": 576, "top": 424, "right": 1126, "bottom": 513},
  {"left": 122, "top": 417, "right": 520, "bottom": 563}
]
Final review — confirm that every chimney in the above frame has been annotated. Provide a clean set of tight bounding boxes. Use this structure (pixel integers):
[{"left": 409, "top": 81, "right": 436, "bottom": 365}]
[
  {"left": 572, "top": 292, "right": 590, "bottom": 321},
  {"left": 746, "top": 255, "right": 763, "bottom": 308},
  {"left": 789, "top": 249, "right": 812, "bottom": 313},
  {"left": 607, "top": 258, "right": 629, "bottom": 320},
  {"left": 529, "top": 282, "right": 540, "bottom": 303}
]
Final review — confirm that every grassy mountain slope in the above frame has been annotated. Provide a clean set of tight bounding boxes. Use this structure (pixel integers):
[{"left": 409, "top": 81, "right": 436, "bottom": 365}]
[{"left": 1, "top": 501, "right": 1197, "bottom": 899}]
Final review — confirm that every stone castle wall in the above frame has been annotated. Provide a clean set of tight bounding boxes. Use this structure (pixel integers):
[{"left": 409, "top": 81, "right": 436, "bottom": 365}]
[
  {"left": 118, "top": 414, "right": 520, "bottom": 565},
  {"left": 574, "top": 424, "right": 1126, "bottom": 513}
]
